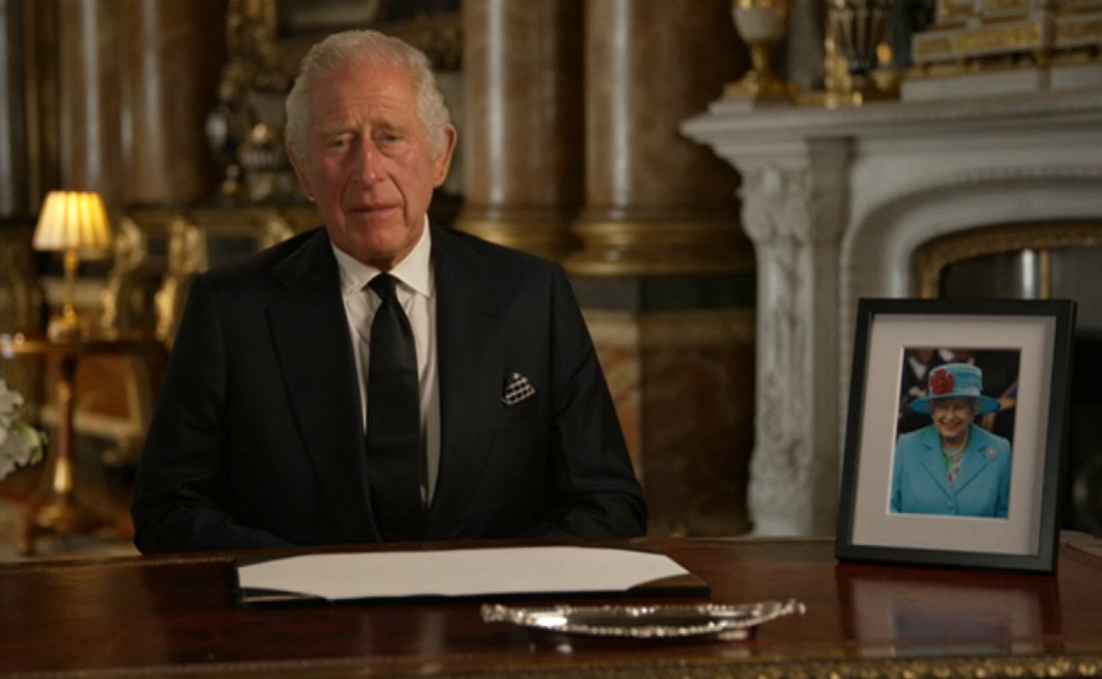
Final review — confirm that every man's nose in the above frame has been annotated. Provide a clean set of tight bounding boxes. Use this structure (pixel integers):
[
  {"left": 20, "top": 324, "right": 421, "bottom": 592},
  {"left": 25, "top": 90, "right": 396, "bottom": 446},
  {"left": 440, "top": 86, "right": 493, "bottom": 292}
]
[{"left": 354, "top": 141, "right": 384, "bottom": 184}]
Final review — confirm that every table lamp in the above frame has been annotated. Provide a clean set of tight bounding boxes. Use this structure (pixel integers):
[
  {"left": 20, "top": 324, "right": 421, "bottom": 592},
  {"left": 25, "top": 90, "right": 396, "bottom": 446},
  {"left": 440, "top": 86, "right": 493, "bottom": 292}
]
[{"left": 33, "top": 190, "right": 113, "bottom": 341}]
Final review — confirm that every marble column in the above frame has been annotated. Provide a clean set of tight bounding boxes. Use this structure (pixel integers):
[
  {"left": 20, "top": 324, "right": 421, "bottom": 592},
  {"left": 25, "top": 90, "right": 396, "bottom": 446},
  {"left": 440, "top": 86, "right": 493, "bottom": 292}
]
[
  {"left": 455, "top": 0, "right": 585, "bottom": 260},
  {"left": 0, "top": 0, "right": 29, "bottom": 217},
  {"left": 58, "top": 0, "right": 124, "bottom": 204},
  {"left": 569, "top": 0, "right": 751, "bottom": 275},
  {"left": 565, "top": 1, "right": 757, "bottom": 537},
  {"left": 123, "top": 0, "right": 227, "bottom": 204}
]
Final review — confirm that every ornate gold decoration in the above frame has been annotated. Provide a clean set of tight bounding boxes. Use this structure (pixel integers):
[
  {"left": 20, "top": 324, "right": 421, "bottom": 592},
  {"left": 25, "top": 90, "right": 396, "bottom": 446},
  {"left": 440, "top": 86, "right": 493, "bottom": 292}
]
[
  {"left": 154, "top": 216, "right": 208, "bottom": 347},
  {"left": 100, "top": 218, "right": 155, "bottom": 333},
  {"left": 453, "top": 212, "right": 580, "bottom": 262},
  {"left": 121, "top": 204, "right": 309, "bottom": 347},
  {"left": 915, "top": 221, "right": 1102, "bottom": 298},
  {"left": 826, "top": 0, "right": 895, "bottom": 104},
  {"left": 908, "top": 0, "right": 1102, "bottom": 73},
  {"left": 725, "top": 0, "right": 796, "bottom": 103},
  {"left": 565, "top": 218, "right": 755, "bottom": 276},
  {"left": 583, "top": 308, "right": 757, "bottom": 350},
  {"left": 209, "top": 0, "right": 463, "bottom": 202}
]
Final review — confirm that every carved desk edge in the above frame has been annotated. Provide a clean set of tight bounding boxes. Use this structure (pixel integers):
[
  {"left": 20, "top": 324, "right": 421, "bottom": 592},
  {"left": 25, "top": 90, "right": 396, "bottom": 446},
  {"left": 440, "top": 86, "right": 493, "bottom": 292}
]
[{"left": 5, "top": 650, "right": 1099, "bottom": 679}]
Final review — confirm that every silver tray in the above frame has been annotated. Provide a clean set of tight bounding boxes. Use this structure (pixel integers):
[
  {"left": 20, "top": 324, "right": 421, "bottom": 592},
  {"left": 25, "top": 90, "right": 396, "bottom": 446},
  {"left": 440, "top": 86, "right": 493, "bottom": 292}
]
[{"left": 480, "top": 599, "right": 806, "bottom": 643}]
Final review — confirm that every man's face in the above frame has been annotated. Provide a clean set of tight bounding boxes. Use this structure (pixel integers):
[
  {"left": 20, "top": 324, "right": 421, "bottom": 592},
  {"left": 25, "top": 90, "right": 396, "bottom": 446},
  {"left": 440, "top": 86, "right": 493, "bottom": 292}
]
[
  {"left": 931, "top": 398, "right": 975, "bottom": 445},
  {"left": 289, "top": 64, "right": 456, "bottom": 269}
]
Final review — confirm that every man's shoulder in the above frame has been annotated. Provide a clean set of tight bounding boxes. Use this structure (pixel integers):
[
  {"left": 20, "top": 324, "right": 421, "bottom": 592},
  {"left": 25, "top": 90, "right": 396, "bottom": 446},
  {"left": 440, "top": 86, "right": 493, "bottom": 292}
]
[
  {"left": 433, "top": 225, "right": 558, "bottom": 268},
  {"left": 203, "top": 227, "right": 324, "bottom": 284}
]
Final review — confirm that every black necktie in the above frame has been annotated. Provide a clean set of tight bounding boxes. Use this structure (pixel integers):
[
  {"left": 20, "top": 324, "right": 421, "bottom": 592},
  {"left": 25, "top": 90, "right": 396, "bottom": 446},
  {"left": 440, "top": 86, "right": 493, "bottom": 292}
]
[{"left": 365, "top": 273, "right": 424, "bottom": 541}]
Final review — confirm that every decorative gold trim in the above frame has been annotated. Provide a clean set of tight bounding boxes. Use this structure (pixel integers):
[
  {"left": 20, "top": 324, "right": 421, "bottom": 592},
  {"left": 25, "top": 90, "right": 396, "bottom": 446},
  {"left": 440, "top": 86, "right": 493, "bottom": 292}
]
[
  {"left": 11, "top": 652, "right": 1094, "bottom": 678},
  {"left": 155, "top": 215, "right": 208, "bottom": 346},
  {"left": 584, "top": 309, "right": 757, "bottom": 350},
  {"left": 915, "top": 221, "right": 1102, "bottom": 298},
  {"left": 566, "top": 219, "right": 755, "bottom": 276},
  {"left": 453, "top": 215, "right": 580, "bottom": 262},
  {"left": 225, "top": 0, "right": 463, "bottom": 95}
]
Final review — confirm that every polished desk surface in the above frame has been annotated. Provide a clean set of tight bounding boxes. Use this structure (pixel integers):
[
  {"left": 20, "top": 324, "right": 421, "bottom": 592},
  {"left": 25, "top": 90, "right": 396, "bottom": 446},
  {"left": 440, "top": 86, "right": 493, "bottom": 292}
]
[{"left": 1, "top": 538, "right": 1100, "bottom": 679}]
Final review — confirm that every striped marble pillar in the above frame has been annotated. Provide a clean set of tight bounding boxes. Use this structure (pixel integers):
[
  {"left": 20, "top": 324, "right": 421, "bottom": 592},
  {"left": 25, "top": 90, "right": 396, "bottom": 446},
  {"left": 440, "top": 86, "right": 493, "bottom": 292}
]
[
  {"left": 570, "top": 0, "right": 757, "bottom": 538},
  {"left": 454, "top": 0, "right": 585, "bottom": 260},
  {"left": 58, "top": 0, "right": 124, "bottom": 204},
  {"left": 122, "top": 0, "right": 226, "bottom": 204}
]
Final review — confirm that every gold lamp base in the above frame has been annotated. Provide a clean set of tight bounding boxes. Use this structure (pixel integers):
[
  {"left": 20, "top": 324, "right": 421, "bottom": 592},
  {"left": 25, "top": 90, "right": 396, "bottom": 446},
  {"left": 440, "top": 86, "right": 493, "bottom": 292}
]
[
  {"left": 46, "top": 248, "right": 89, "bottom": 343},
  {"left": 46, "top": 310, "right": 87, "bottom": 342}
]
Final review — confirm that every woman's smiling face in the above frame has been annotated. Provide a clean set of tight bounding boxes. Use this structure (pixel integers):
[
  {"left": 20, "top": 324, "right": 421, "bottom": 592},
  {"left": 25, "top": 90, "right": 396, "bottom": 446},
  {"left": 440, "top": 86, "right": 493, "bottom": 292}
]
[{"left": 931, "top": 397, "right": 976, "bottom": 446}]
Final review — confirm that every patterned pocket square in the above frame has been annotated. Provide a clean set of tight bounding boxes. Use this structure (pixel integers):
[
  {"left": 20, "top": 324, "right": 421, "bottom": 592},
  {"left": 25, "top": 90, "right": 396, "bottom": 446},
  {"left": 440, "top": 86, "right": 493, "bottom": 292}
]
[{"left": 502, "top": 372, "right": 536, "bottom": 405}]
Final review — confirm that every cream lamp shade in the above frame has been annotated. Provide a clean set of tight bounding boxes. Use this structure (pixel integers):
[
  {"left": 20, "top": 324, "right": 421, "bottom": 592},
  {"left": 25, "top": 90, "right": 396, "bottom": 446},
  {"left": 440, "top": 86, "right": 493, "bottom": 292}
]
[
  {"left": 33, "top": 191, "right": 113, "bottom": 254},
  {"left": 33, "top": 191, "right": 113, "bottom": 340}
]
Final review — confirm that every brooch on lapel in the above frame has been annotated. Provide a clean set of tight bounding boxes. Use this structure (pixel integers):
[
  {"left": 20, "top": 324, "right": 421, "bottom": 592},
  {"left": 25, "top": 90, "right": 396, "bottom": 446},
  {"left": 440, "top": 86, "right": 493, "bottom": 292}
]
[
  {"left": 985, "top": 446, "right": 997, "bottom": 460},
  {"left": 502, "top": 372, "right": 536, "bottom": 405}
]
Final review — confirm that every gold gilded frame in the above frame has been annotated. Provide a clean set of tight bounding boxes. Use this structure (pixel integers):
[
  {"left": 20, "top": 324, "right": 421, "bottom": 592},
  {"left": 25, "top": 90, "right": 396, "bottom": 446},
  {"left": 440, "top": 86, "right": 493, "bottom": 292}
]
[
  {"left": 225, "top": 0, "right": 462, "bottom": 96},
  {"left": 914, "top": 221, "right": 1102, "bottom": 299}
]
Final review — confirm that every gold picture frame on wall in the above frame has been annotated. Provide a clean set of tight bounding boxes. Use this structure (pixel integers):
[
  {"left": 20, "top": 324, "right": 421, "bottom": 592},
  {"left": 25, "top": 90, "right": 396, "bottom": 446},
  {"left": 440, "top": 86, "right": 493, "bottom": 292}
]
[
  {"left": 212, "top": 0, "right": 463, "bottom": 202},
  {"left": 229, "top": 0, "right": 462, "bottom": 92}
]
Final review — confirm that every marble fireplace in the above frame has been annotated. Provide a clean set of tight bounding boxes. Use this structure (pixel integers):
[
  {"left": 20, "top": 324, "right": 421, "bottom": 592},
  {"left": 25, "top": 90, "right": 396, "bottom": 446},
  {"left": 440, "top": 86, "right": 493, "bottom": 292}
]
[{"left": 683, "top": 87, "right": 1102, "bottom": 536}]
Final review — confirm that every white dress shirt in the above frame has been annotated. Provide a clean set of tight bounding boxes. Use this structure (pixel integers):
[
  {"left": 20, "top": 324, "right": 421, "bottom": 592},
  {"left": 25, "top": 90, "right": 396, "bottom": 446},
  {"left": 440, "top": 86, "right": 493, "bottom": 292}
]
[{"left": 332, "top": 220, "right": 441, "bottom": 506}]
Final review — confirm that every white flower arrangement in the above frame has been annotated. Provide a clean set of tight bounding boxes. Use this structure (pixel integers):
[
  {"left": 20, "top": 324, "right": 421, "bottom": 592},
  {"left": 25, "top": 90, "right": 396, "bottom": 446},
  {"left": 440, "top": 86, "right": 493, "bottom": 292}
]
[{"left": 0, "top": 375, "right": 46, "bottom": 480}]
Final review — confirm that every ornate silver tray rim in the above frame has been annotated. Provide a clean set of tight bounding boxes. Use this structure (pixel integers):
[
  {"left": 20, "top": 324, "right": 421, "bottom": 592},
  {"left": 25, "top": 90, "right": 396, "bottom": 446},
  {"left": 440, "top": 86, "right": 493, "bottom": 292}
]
[{"left": 480, "top": 599, "right": 806, "bottom": 641}]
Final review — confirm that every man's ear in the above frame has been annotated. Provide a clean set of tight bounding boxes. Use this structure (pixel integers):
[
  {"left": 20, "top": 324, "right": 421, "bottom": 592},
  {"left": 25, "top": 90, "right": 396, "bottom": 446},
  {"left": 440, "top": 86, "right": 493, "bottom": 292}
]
[
  {"left": 432, "top": 125, "right": 457, "bottom": 187},
  {"left": 287, "top": 143, "right": 313, "bottom": 198}
]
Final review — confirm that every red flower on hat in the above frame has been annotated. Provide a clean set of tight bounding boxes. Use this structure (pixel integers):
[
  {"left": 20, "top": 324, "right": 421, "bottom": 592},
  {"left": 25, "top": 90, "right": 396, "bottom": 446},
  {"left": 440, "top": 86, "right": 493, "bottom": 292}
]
[{"left": 930, "top": 369, "right": 955, "bottom": 395}]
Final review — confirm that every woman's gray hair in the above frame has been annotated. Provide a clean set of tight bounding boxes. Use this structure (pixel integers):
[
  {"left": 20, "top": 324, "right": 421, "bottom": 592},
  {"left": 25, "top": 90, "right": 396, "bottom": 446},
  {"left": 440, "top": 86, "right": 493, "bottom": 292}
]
[{"left": 285, "top": 30, "right": 451, "bottom": 159}]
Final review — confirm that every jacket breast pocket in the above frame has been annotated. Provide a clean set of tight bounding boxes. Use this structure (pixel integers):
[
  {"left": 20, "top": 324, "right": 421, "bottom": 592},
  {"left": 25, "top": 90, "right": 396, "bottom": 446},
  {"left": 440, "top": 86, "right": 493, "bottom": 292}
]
[{"left": 496, "top": 395, "right": 537, "bottom": 431}]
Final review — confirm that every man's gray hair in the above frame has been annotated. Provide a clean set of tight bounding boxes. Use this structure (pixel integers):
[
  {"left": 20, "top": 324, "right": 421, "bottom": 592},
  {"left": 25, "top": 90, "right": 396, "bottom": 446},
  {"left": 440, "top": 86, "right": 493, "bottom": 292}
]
[{"left": 285, "top": 30, "right": 451, "bottom": 159}]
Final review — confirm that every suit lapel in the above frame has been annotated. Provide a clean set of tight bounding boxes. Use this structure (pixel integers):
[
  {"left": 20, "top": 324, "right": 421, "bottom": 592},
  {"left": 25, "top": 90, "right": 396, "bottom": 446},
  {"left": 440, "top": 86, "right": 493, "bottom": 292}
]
[
  {"left": 268, "top": 230, "right": 379, "bottom": 542},
  {"left": 954, "top": 425, "right": 992, "bottom": 492},
  {"left": 916, "top": 427, "right": 954, "bottom": 499},
  {"left": 425, "top": 226, "right": 504, "bottom": 537}
]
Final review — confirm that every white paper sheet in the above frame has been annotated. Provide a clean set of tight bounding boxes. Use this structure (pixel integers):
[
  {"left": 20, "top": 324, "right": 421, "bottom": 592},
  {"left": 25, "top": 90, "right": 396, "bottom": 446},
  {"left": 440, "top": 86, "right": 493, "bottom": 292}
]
[{"left": 236, "top": 546, "right": 692, "bottom": 601}]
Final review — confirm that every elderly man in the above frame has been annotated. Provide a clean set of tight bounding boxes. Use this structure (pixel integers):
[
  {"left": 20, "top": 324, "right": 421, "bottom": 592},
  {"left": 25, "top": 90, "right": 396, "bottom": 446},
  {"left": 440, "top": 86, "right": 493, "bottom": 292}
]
[{"left": 131, "top": 30, "right": 646, "bottom": 553}]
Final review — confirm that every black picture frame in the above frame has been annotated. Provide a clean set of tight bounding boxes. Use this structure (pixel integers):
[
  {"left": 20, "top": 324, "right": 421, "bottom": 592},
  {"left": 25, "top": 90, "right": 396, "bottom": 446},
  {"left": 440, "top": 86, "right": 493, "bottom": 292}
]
[{"left": 836, "top": 298, "right": 1077, "bottom": 573}]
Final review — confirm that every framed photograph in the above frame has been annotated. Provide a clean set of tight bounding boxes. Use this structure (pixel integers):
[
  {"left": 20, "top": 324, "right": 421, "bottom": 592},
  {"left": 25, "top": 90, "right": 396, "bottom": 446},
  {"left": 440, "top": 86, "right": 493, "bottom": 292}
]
[{"left": 836, "top": 298, "right": 1077, "bottom": 573}]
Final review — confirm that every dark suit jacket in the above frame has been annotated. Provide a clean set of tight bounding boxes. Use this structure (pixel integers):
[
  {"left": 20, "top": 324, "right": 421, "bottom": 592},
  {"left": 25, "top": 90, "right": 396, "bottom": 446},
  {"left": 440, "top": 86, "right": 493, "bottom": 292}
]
[{"left": 131, "top": 225, "right": 646, "bottom": 553}]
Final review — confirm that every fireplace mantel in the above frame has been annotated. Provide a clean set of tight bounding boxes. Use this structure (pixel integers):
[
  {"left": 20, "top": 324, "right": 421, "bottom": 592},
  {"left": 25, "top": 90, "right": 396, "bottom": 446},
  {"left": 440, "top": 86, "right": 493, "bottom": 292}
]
[{"left": 682, "top": 88, "right": 1102, "bottom": 536}]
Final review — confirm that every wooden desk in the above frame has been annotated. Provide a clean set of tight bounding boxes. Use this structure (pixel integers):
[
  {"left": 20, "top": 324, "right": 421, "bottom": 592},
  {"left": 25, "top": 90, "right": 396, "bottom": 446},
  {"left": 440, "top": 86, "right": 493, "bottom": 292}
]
[{"left": 1, "top": 538, "right": 1100, "bottom": 678}]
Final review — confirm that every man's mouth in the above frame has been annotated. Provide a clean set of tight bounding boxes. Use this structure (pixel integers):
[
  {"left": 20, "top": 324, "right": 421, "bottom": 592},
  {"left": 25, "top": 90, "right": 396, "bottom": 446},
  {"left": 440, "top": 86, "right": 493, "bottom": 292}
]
[{"left": 348, "top": 204, "right": 399, "bottom": 219}]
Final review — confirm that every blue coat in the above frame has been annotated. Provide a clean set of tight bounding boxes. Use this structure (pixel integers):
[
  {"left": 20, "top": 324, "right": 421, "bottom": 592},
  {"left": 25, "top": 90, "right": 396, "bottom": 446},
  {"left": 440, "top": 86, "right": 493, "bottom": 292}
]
[{"left": 890, "top": 423, "right": 1012, "bottom": 518}]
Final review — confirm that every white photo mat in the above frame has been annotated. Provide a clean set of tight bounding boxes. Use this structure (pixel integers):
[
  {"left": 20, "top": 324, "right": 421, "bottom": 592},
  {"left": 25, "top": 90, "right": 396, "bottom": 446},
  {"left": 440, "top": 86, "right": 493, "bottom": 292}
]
[{"left": 849, "top": 313, "right": 1056, "bottom": 556}]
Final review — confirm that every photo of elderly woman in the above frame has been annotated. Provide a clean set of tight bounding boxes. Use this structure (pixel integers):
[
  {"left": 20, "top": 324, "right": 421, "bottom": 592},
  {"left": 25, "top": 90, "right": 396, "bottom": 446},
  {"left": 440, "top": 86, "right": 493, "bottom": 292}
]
[{"left": 890, "top": 350, "right": 1020, "bottom": 519}]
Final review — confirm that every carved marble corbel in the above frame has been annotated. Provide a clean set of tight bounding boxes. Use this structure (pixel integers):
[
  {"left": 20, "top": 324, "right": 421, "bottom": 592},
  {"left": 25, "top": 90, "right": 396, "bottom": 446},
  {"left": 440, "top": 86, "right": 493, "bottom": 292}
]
[{"left": 736, "top": 140, "right": 851, "bottom": 536}]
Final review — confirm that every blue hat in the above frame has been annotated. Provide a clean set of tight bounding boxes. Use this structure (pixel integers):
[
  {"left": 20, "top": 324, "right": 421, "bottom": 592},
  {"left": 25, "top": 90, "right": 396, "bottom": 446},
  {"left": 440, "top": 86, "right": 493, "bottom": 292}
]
[{"left": 908, "top": 363, "right": 1001, "bottom": 416}]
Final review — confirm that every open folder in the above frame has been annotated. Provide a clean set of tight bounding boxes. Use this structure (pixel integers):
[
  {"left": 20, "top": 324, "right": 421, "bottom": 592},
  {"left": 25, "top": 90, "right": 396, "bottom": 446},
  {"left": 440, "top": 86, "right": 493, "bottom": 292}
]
[{"left": 235, "top": 546, "right": 709, "bottom": 607}]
